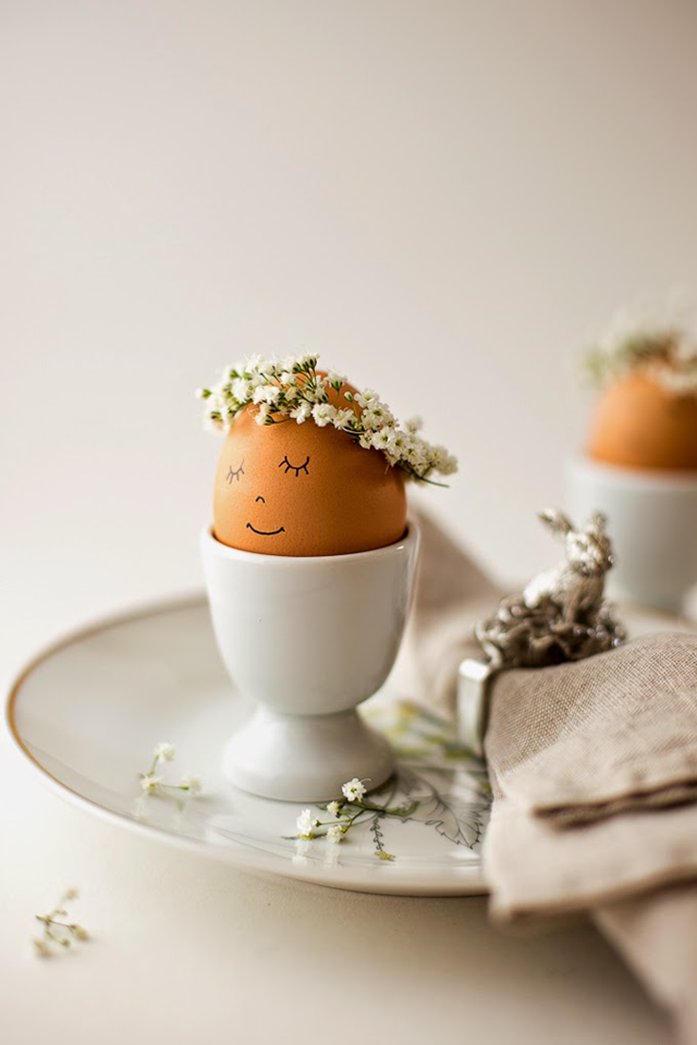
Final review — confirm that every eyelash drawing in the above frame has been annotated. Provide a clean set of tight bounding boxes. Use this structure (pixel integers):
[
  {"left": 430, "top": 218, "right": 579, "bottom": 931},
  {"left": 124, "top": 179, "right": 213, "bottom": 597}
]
[
  {"left": 226, "top": 461, "right": 245, "bottom": 483},
  {"left": 279, "top": 455, "right": 310, "bottom": 476}
]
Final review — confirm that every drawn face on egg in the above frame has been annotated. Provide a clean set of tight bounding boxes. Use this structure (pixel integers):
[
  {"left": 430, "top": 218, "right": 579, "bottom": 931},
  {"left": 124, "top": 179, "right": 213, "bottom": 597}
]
[{"left": 212, "top": 405, "right": 407, "bottom": 557}]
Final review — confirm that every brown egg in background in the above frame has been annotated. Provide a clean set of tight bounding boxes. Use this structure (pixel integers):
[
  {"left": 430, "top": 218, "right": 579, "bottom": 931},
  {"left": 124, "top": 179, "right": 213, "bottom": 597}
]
[
  {"left": 213, "top": 382, "right": 407, "bottom": 556},
  {"left": 587, "top": 369, "right": 697, "bottom": 471}
]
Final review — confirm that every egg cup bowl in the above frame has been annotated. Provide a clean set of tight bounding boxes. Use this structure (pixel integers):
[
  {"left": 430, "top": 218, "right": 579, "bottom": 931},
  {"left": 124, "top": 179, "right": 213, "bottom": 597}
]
[
  {"left": 566, "top": 456, "right": 697, "bottom": 613},
  {"left": 201, "top": 521, "right": 421, "bottom": 802}
]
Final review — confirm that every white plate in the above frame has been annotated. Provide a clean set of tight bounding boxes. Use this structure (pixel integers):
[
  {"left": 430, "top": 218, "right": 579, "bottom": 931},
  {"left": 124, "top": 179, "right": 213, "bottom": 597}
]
[
  {"left": 6, "top": 596, "right": 491, "bottom": 896},
  {"left": 8, "top": 595, "right": 687, "bottom": 896}
]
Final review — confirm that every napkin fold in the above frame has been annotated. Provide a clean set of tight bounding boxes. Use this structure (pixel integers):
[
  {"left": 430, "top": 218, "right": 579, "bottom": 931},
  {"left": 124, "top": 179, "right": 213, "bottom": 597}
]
[
  {"left": 407, "top": 508, "right": 697, "bottom": 1043},
  {"left": 487, "top": 632, "right": 697, "bottom": 827}
]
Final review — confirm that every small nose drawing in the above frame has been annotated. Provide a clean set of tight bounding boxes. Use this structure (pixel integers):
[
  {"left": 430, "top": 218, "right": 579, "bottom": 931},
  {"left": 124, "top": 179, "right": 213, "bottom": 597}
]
[{"left": 255, "top": 496, "right": 266, "bottom": 504}]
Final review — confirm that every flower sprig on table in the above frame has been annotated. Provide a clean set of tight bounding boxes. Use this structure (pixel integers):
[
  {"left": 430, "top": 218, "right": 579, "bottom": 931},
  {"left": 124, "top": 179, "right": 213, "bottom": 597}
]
[
  {"left": 138, "top": 742, "right": 203, "bottom": 798},
  {"left": 197, "top": 353, "right": 457, "bottom": 484},
  {"left": 294, "top": 777, "right": 417, "bottom": 860},
  {"left": 33, "top": 889, "right": 89, "bottom": 957},
  {"left": 584, "top": 295, "right": 697, "bottom": 394}
]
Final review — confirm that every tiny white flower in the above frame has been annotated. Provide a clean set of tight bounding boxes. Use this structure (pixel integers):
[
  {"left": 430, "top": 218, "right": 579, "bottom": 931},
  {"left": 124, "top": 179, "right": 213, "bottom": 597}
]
[
  {"left": 293, "top": 353, "right": 318, "bottom": 372},
  {"left": 431, "top": 445, "right": 458, "bottom": 476},
  {"left": 356, "top": 388, "right": 380, "bottom": 408},
  {"left": 296, "top": 809, "right": 318, "bottom": 838},
  {"left": 140, "top": 774, "right": 163, "bottom": 794},
  {"left": 371, "top": 428, "right": 393, "bottom": 450},
  {"left": 254, "top": 403, "right": 271, "bottom": 425},
  {"left": 312, "top": 403, "right": 336, "bottom": 427},
  {"left": 260, "top": 382, "right": 282, "bottom": 401},
  {"left": 326, "top": 825, "right": 344, "bottom": 844},
  {"left": 361, "top": 409, "right": 382, "bottom": 431},
  {"left": 290, "top": 401, "right": 312, "bottom": 423},
  {"left": 248, "top": 371, "right": 266, "bottom": 390},
  {"left": 154, "top": 742, "right": 176, "bottom": 762},
  {"left": 326, "top": 801, "right": 341, "bottom": 817},
  {"left": 180, "top": 774, "right": 203, "bottom": 796},
  {"left": 231, "top": 377, "right": 250, "bottom": 402},
  {"left": 332, "top": 408, "right": 355, "bottom": 429},
  {"left": 342, "top": 778, "right": 367, "bottom": 803}
]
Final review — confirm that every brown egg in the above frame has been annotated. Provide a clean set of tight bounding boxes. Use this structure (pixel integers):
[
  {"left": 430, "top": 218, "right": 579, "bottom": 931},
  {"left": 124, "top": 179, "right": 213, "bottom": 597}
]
[
  {"left": 587, "top": 370, "right": 697, "bottom": 470},
  {"left": 212, "top": 386, "right": 407, "bottom": 556}
]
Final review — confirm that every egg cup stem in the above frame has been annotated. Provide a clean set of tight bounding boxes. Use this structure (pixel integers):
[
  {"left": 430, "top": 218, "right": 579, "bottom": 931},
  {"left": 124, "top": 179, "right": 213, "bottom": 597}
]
[{"left": 201, "top": 523, "right": 421, "bottom": 803}]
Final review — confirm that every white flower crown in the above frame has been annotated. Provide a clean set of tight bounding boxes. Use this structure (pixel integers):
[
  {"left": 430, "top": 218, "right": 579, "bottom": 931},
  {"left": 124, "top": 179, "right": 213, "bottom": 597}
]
[
  {"left": 197, "top": 353, "right": 457, "bottom": 484},
  {"left": 584, "top": 296, "right": 697, "bottom": 395}
]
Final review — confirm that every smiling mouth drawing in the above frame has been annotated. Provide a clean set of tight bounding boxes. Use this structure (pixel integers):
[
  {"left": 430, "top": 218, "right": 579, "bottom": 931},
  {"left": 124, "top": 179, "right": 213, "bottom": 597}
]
[{"left": 246, "top": 523, "right": 286, "bottom": 536}]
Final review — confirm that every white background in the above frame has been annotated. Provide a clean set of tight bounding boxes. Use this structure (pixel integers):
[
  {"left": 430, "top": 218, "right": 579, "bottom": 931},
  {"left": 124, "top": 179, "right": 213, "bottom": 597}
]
[{"left": 2, "top": 2, "right": 697, "bottom": 1041}]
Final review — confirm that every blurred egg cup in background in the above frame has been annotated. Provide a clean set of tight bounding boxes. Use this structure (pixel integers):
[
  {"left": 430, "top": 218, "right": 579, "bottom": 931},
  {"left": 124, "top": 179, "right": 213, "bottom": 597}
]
[{"left": 567, "top": 299, "right": 697, "bottom": 614}]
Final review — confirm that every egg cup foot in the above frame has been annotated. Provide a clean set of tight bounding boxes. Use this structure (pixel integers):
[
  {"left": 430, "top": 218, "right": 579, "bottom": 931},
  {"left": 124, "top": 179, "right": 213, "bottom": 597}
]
[{"left": 223, "top": 706, "right": 395, "bottom": 802}]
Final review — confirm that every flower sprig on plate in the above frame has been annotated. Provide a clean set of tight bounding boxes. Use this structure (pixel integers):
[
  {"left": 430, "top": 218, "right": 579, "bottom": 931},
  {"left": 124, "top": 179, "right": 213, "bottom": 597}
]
[
  {"left": 294, "top": 777, "right": 417, "bottom": 860},
  {"left": 197, "top": 353, "right": 457, "bottom": 484},
  {"left": 33, "top": 889, "right": 89, "bottom": 957},
  {"left": 138, "top": 742, "right": 203, "bottom": 798},
  {"left": 584, "top": 295, "right": 697, "bottom": 394}
]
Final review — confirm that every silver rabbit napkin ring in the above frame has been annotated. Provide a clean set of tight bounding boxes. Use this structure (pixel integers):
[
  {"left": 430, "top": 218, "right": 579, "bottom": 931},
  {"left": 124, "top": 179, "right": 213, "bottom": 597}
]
[{"left": 457, "top": 509, "right": 625, "bottom": 757}]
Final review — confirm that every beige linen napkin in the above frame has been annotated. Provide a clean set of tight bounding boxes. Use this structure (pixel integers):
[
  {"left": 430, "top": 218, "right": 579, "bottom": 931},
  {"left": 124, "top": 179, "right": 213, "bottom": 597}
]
[{"left": 407, "top": 508, "right": 697, "bottom": 1043}]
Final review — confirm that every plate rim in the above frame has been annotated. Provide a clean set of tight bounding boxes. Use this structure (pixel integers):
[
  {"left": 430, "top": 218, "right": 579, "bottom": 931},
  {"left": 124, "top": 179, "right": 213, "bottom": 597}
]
[{"left": 5, "top": 591, "right": 489, "bottom": 898}]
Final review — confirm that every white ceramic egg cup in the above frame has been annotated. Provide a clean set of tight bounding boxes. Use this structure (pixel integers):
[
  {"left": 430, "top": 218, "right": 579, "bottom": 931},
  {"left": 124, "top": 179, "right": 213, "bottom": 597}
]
[
  {"left": 567, "top": 456, "right": 697, "bottom": 613},
  {"left": 201, "top": 523, "right": 421, "bottom": 802}
]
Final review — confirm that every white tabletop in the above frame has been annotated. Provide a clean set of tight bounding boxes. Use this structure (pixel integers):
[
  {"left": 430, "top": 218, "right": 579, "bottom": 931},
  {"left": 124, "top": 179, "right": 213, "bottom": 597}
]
[{"left": 0, "top": 558, "right": 676, "bottom": 1045}]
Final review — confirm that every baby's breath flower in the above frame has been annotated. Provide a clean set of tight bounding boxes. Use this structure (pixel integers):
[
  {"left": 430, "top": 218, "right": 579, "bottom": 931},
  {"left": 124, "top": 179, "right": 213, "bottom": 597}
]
[
  {"left": 290, "top": 401, "right": 312, "bottom": 423},
  {"left": 311, "top": 403, "right": 336, "bottom": 427},
  {"left": 140, "top": 774, "right": 162, "bottom": 794},
  {"left": 139, "top": 744, "right": 203, "bottom": 802},
  {"left": 180, "top": 773, "right": 203, "bottom": 796},
  {"left": 333, "top": 408, "right": 355, "bottom": 429},
  {"left": 288, "top": 775, "right": 417, "bottom": 861},
  {"left": 342, "top": 778, "right": 367, "bottom": 803},
  {"left": 33, "top": 891, "right": 89, "bottom": 957},
  {"left": 231, "top": 377, "right": 250, "bottom": 402},
  {"left": 296, "top": 809, "right": 319, "bottom": 839},
  {"left": 356, "top": 388, "right": 379, "bottom": 408},
  {"left": 371, "top": 428, "right": 393, "bottom": 451},
  {"left": 154, "top": 742, "right": 176, "bottom": 762}
]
